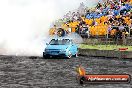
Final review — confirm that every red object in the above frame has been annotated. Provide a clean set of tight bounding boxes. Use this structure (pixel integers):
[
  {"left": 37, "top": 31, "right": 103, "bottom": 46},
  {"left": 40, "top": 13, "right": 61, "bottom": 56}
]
[
  {"left": 83, "top": 74, "right": 130, "bottom": 83},
  {"left": 119, "top": 48, "right": 128, "bottom": 51},
  {"left": 77, "top": 66, "right": 131, "bottom": 84}
]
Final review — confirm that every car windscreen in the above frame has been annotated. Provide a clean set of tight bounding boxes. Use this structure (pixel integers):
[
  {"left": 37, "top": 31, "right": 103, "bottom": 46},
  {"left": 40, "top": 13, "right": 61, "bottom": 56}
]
[{"left": 49, "top": 39, "right": 71, "bottom": 45}]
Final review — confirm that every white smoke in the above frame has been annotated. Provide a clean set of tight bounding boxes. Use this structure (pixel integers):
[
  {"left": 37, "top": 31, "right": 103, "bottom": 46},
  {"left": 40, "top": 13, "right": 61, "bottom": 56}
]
[{"left": 0, "top": 0, "right": 98, "bottom": 56}]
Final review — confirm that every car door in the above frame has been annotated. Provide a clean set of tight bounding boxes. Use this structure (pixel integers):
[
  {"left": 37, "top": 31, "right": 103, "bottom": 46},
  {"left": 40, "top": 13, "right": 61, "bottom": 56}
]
[
  {"left": 73, "top": 44, "right": 78, "bottom": 55},
  {"left": 68, "top": 40, "right": 73, "bottom": 55},
  {"left": 70, "top": 40, "right": 77, "bottom": 55}
]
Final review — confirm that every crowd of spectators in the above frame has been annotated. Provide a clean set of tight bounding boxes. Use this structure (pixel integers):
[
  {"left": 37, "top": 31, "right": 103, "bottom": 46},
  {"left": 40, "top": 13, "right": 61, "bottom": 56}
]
[{"left": 49, "top": 0, "right": 132, "bottom": 40}]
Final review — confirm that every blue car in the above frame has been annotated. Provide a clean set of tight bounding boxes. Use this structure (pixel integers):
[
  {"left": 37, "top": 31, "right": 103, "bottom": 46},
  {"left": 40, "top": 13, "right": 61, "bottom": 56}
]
[{"left": 43, "top": 38, "right": 78, "bottom": 59}]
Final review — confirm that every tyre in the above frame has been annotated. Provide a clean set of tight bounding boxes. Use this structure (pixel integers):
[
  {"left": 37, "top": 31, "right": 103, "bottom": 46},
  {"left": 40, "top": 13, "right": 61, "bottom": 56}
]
[
  {"left": 43, "top": 55, "right": 47, "bottom": 59},
  {"left": 43, "top": 52, "right": 49, "bottom": 59},
  {"left": 43, "top": 52, "right": 45, "bottom": 58},
  {"left": 74, "top": 51, "right": 79, "bottom": 57},
  {"left": 67, "top": 51, "right": 72, "bottom": 59}
]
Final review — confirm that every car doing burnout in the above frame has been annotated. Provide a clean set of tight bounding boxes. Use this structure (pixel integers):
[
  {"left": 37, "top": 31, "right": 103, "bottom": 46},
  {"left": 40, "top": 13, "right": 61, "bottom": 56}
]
[{"left": 43, "top": 39, "right": 78, "bottom": 59}]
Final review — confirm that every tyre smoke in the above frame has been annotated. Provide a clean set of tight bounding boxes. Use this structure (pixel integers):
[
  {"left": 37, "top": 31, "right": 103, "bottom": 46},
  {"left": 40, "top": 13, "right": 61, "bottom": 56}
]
[{"left": 0, "top": 0, "right": 97, "bottom": 56}]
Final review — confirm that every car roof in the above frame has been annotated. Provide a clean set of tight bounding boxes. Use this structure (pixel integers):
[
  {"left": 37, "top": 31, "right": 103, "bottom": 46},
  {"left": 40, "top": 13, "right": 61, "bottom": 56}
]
[{"left": 51, "top": 38, "right": 72, "bottom": 40}]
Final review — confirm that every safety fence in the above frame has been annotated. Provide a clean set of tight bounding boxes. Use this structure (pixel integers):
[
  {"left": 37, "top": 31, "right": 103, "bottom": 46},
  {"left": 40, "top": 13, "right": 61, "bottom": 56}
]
[{"left": 79, "top": 26, "right": 132, "bottom": 45}]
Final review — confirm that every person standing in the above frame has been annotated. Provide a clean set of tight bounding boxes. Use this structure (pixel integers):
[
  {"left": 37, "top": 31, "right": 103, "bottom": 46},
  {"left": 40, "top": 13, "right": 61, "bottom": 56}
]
[{"left": 122, "top": 30, "right": 126, "bottom": 45}]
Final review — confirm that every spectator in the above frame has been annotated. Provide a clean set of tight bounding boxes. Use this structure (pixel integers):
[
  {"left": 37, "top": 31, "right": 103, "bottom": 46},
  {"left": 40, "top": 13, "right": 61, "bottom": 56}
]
[{"left": 49, "top": 0, "right": 131, "bottom": 40}]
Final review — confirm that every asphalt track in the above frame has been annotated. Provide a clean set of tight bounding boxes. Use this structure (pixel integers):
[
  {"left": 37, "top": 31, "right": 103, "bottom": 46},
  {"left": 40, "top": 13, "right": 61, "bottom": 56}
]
[{"left": 0, "top": 55, "right": 132, "bottom": 88}]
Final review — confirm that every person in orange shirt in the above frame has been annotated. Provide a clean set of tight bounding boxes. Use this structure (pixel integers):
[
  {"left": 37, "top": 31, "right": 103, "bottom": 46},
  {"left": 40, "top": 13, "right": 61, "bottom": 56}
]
[
  {"left": 89, "top": 26, "right": 95, "bottom": 36},
  {"left": 67, "top": 21, "right": 78, "bottom": 32},
  {"left": 100, "top": 16, "right": 104, "bottom": 23},
  {"left": 61, "top": 23, "right": 68, "bottom": 29},
  {"left": 49, "top": 25, "right": 57, "bottom": 35},
  {"left": 81, "top": 16, "right": 85, "bottom": 21},
  {"left": 67, "top": 25, "right": 72, "bottom": 33},
  {"left": 104, "top": 16, "right": 108, "bottom": 22},
  {"left": 88, "top": 19, "right": 94, "bottom": 26},
  {"left": 94, "top": 25, "right": 98, "bottom": 36},
  {"left": 89, "top": 26, "right": 92, "bottom": 35},
  {"left": 95, "top": 18, "right": 101, "bottom": 24},
  {"left": 110, "top": 29, "right": 117, "bottom": 38},
  {"left": 130, "top": 0, "right": 132, "bottom": 4},
  {"left": 103, "top": 23, "right": 108, "bottom": 35},
  {"left": 97, "top": 25, "right": 101, "bottom": 35},
  {"left": 100, "top": 16, "right": 108, "bottom": 25},
  {"left": 71, "top": 21, "right": 79, "bottom": 32},
  {"left": 61, "top": 23, "right": 70, "bottom": 34},
  {"left": 84, "top": 18, "right": 89, "bottom": 25},
  {"left": 123, "top": 16, "right": 130, "bottom": 25}
]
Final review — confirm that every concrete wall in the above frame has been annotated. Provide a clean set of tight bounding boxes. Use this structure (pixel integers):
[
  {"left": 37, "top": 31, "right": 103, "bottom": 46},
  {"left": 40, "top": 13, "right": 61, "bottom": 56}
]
[
  {"left": 79, "top": 49, "right": 132, "bottom": 59},
  {"left": 83, "top": 38, "right": 132, "bottom": 45}
]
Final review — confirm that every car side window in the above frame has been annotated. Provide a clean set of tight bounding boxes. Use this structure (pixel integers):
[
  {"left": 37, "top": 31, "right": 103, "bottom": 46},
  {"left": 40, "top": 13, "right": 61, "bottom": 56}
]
[
  {"left": 63, "top": 39, "right": 70, "bottom": 45},
  {"left": 49, "top": 39, "right": 55, "bottom": 45},
  {"left": 70, "top": 40, "right": 73, "bottom": 44}
]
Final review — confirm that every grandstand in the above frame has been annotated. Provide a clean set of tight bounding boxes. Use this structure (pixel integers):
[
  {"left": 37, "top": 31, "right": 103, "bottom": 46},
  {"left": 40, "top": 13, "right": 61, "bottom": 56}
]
[{"left": 49, "top": 0, "right": 132, "bottom": 44}]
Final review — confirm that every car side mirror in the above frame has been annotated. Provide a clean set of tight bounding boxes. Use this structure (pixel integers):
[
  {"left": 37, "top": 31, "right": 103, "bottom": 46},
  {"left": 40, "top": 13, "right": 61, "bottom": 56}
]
[{"left": 46, "top": 43, "right": 49, "bottom": 45}]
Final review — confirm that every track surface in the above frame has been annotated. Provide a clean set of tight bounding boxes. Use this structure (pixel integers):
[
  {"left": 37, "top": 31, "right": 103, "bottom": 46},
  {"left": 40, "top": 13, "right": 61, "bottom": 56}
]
[{"left": 0, "top": 55, "right": 132, "bottom": 88}]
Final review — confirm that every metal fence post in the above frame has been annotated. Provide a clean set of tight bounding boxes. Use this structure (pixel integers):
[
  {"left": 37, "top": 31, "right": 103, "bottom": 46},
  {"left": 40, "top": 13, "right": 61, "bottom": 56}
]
[{"left": 129, "top": 26, "right": 131, "bottom": 37}]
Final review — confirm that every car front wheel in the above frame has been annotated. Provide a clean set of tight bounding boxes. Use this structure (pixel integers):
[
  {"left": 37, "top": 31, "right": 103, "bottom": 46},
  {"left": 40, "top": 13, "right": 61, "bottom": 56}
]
[
  {"left": 75, "top": 52, "right": 78, "bottom": 57},
  {"left": 67, "top": 51, "right": 72, "bottom": 59},
  {"left": 43, "top": 53, "right": 49, "bottom": 59}
]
